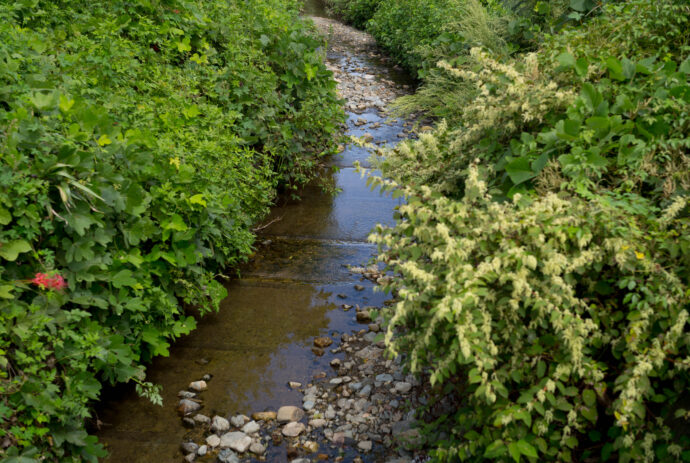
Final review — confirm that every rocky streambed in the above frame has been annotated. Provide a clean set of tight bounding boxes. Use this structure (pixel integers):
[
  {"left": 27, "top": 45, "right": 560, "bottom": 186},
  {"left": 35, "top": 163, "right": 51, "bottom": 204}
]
[
  {"left": 98, "top": 7, "right": 429, "bottom": 463},
  {"left": 170, "top": 15, "right": 428, "bottom": 463}
]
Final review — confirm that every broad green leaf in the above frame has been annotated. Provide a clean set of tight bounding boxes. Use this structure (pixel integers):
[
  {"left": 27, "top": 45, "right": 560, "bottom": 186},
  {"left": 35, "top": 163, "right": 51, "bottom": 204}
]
[
  {"left": 508, "top": 442, "right": 521, "bottom": 462},
  {"left": 505, "top": 157, "right": 537, "bottom": 185},
  {"left": 680, "top": 56, "right": 690, "bottom": 74},
  {"left": 0, "top": 239, "right": 31, "bottom": 261},
  {"left": 0, "top": 285, "right": 14, "bottom": 299},
  {"left": 484, "top": 440, "right": 507, "bottom": 458},
  {"left": 583, "top": 389, "right": 597, "bottom": 407},
  {"left": 517, "top": 440, "right": 538, "bottom": 459},
  {"left": 556, "top": 52, "right": 575, "bottom": 68},
  {"left": 162, "top": 214, "right": 188, "bottom": 231},
  {"left": 606, "top": 57, "right": 624, "bottom": 81},
  {"left": 111, "top": 270, "right": 137, "bottom": 288},
  {"left": 621, "top": 57, "right": 636, "bottom": 80},
  {"left": 0, "top": 207, "right": 11, "bottom": 225},
  {"left": 570, "top": 0, "right": 595, "bottom": 12},
  {"left": 97, "top": 134, "right": 112, "bottom": 146},
  {"left": 189, "top": 194, "right": 207, "bottom": 206}
]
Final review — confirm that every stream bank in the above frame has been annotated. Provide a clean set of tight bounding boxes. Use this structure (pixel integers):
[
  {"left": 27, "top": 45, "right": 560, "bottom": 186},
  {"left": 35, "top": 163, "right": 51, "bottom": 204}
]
[{"left": 97, "top": 4, "right": 424, "bottom": 462}]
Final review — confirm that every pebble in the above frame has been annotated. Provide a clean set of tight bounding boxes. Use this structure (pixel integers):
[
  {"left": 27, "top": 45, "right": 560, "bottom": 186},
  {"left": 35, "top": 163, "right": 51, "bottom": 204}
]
[
  {"left": 211, "top": 416, "right": 230, "bottom": 433},
  {"left": 314, "top": 337, "right": 333, "bottom": 348},
  {"left": 189, "top": 380, "right": 207, "bottom": 392},
  {"left": 249, "top": 442, "right": 266, "bottom": 455},
  {"left": 230, "top": 415, "right": 248, "bottom": 428},
  {"left": 375, "top": 373, "right": 394, "bottom": 383},
  {"left": 309, "top": 418, "right": 327, "bottom": 428},
  {"left": 177, "top": 399, "right": 201, "bottom": 416},
  {"left": 241, "top": 420, "right": 260, "bottom": 435},
  {"left": 251, "top": 411, "right": 276, "bottom": 421},
  {"left": 282, "top": 421, "right": 306, "bottom": 437},
  {"left": 277, "top": 405, "right": 305, "bottom": 423},
  {"left": 395, "top": 382, "right": 412, "bottom": 393},
  {"left": 358, "top": 440, "right": 373, "bottom": 451},
  {"left": 181, "top": 442, "right": 198, "bottom": 454},
  {"left": 206, "top": 434, "right": 221, "bottom": 448},
  {"left": 304, "top": 440, "right": 319, "bottom": 453},
  {"left": 288, "top": 381, "right": 302, "bottom": 389},
  {"left": 193, "top": 414, "right": 210, "bottom": 425},
  {"left": 197, "top": 445, "right": 207, "bottom": 457},
  {"left": 356, "top": 311, "right": 372, "bottom": 323},
  {"left": 220, "top": 432, "right": 252, "bottom": 453}
]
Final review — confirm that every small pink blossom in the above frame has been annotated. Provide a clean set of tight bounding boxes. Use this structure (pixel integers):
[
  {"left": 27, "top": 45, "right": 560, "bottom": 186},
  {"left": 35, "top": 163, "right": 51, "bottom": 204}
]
[{"left": 31, "top": 272, "right": 67, "bottom": 291}]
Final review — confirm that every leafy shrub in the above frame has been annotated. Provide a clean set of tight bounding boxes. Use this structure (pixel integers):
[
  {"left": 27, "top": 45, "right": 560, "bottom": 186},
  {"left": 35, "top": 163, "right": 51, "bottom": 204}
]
[
  {"left": 364, "top": 0, "right": 690, "bottom": 460},
  {"left": 372, "top": 168, "right": 689, "bottom": 461},
  {"left": 326, "top": 0, "right": 383, "bottom": 28},
  {"left": 0, "top": 0, "right": 342, "bottom": 460}
]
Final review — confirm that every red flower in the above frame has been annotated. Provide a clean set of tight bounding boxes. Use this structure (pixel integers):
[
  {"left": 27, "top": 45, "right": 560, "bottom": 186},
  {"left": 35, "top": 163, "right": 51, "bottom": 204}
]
[
  {"left": 173, "top": 9, "right": 180, "bottom": 13},
  {"left": 31, "top": 272, "right": 67, "bottom": 291}
]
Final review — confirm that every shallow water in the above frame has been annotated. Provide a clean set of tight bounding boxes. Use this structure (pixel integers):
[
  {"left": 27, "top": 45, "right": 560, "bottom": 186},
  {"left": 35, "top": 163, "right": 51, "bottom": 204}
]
[{"left": 96, "top": 2, "right": 410, "bottom": 461}]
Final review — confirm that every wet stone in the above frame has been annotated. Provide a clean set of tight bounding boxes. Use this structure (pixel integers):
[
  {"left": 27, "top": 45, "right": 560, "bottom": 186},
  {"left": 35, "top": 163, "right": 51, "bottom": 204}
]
[
  {"left": 282, "top": 421, "right": 306, "bottom": 437},
  {"left": 252, "top": 411, "right": 276, "bottom": 421},
  {"left": 220, "top": 431, "right": 252, "bottom": 453},
  {"left": 242, "top": 420, "right": 260, "bottom": 435},
  {"left": 181, "top": 442, "right": 199, "bottom": 454},
  {"left": 177, "top": 399, "right": 201, "bottom": 416},
  {"left": 212, "top": 415, "right": 230, "bottom": 433},
  {"left": 230, "top": 415, "right": 248, "bottom": 428},
  {"left": 206, "top": 434, "right": 221, "bottom": 448},
  {"left": 193, "top": 414, "right": 211, "bottom": 425},
  {"left": 189, "top": 380, "right": 207, "bottom": 392},
  {"left": 277, "top": 406, "right": 304, "bottom": 423},
  {"left": 314, "top": 337, "right": 333, "bottom": 348}
]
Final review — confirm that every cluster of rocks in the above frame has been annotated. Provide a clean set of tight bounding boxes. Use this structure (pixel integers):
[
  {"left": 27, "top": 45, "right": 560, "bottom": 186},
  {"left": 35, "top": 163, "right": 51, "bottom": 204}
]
[
  {"left": 176, "top": 286, "right": 427, "bottom": 463},
  {"left": 310, "top": 17, "right": 408, "bottom": 114}
]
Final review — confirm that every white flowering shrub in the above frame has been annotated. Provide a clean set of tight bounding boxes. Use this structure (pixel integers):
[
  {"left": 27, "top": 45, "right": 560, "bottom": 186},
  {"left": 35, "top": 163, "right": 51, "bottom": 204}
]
[
  {"left": 371, "top": 167, "right": 690, "bottom": 461},
  {"left": 378, "top": 48, "right": 575, "bottom": 197}
]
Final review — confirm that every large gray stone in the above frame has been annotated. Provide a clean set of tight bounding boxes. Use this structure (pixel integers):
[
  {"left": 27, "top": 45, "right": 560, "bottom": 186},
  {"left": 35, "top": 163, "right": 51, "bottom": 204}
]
[
  {"left": 277, "top": 405, "right": 304, "bottom": 423},
  {"left": 220, "top": 432, "right": 252, "bottom": 453}
]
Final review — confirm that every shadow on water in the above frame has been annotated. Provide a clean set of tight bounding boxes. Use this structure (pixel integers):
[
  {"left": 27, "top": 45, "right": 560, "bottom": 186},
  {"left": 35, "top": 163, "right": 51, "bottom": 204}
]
[{"left": 96, "top": 1, "right": 410, "bottom": 461}]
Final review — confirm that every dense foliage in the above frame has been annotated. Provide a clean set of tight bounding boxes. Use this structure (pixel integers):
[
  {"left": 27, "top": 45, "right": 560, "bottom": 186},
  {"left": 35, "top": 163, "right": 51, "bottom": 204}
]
[
  {"left": 335, "top": 0, "right": 690, "bottom": 461},
  {"left": 0, "top": 0, "right": 342, "bottom": 460}
]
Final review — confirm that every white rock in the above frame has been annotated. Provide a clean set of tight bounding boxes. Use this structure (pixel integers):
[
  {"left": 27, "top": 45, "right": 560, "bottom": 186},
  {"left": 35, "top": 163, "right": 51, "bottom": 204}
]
[
  {"left": 230, "top": 415, "right": 248, "bottom": 428},
  {"left": 220, "top": 432, "right": 252, "bottom": 453},
  {"left": 189, "top": 380, "right": 207, "bottom": 392},
  {"left": 358, "top": 440, "right": 373, "bottom": 451},
  {"left": 242, "top": 421, "right": 260, "bottom": 435},
  {"left": 395, "top": 382, "right": 412, "bottom": 393},
  {"left": 206, "top": 434, "right": 221, "bottom": 448},
  {"left": 249, "top": 442, "right": 266, "bottom": 455},
  {"left": 211, "top": 416, "right": 230, "bottom": 433},
  {"left": 281, "top": 422, "right": 306, "bottom": 437},
  {"left": 197, "top": 445, "right": 208, "bottom": 456}
]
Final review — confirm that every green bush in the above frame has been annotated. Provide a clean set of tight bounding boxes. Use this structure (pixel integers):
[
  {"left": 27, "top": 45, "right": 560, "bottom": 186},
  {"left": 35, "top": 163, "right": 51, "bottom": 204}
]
[
  {"left": 372, "top": 168, "right": 689, "bottom": 461},
  {"left": 0, "top": 0, "right": 342, "bottom": 460},
  {"left": 365, "top": 0, "right": 690, "bottom": 460},
  {"left": 326, "top": 0, "right": 383, "bottom": 29}
]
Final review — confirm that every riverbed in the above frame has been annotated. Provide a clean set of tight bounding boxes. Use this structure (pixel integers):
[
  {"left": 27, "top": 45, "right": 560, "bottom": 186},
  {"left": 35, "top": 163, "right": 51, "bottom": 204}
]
[{"left": 96, "top": 2, "right": 415, "bottom": 461}]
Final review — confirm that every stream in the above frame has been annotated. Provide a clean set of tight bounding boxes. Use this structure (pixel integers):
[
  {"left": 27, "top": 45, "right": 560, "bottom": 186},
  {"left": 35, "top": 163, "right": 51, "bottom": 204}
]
[{"left": 97, "top": 2, "right": 415, "bottom": 461}]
